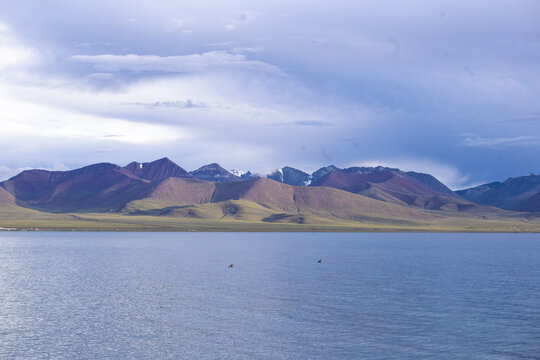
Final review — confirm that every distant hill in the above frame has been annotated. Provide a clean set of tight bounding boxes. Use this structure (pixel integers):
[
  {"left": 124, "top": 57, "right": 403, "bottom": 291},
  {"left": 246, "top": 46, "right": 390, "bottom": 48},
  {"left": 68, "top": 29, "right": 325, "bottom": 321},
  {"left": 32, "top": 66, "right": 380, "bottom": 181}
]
[
  {"left": 0, "top": 186, "right": 15, "bottom": 205},
  {"left": 124, "top": 157, "right": 192, "bottom": 182},
  {"left": 122, "top": 175, "right": 514, "bottom": 226},
  {"left": 456, "top": 174, "right": 540, "bottom": 212},
  {"left": 311, "top": 165, "right": 341, "bottom": 184},
  {"left": 309, "top": 166, "right": 460, "bottom": 209},
  {"left": 310, "top": 165, "right": 454, "bottom": 194},
  {"left": 404, "top": 171, "right": 455, "bottom": 196},
  {"left": 126, "top": 176, "right": 436, "bottom": 224},
  {"left": 266, "top": 165, "right": 456, "bottom": 200},
  {"left": 0, "top": 158, "right": 537, "bottom": 231},
  {"left": 190, "top": 163, "right": 240, "bottom": 182},
  {"left": 267, "top": 166, "right": 310, "bottom": 186},
  {"left": 1, "top": 163, "right": 152, "bottom": 212}
]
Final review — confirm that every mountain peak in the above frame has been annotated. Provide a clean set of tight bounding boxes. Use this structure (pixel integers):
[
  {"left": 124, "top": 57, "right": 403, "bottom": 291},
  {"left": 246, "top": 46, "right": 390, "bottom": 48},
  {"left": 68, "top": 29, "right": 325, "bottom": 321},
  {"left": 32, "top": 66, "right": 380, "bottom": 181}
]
[
  {"left": 190, "top": 163, "right": 240, "bottom": 182},
  {"left": 124, "top": 158, "right": 192, "bottom": 182},
  {"left": 153, "top": 157, "right": 174, "bottom": 164},
  {"left": 267, "top": 166, "right": 310, "bottom": 186},
  {"left": 196, "top": 163, "right": 225, "bottom": 171},
  {"left": 405, "top": 171, "right": 455, "bottom": 196},
  {"left": 311, "top": 165, "right": 341, "bottom": 183},
  {"left": 456, "top": 173, "right": 540, "bottom": 212},
  {"left": 0, "top": 162, "right": 151, "bottom": 212}
]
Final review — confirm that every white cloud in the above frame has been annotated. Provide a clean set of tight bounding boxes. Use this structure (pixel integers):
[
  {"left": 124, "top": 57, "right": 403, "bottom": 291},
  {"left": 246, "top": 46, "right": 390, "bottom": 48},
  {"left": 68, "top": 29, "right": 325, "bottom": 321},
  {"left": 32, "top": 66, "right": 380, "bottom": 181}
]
[
  {"left": 0, "top": 1, "right": 538, "bottom": 184},
  {"left": 52, "top": 162, "right": 70, "bottom": 171},
  {"left": 0, "top": 21, "right": 36, "bottom": 71},
  {"left": 232, "top": 46, "right": 264, "bottom": 54},
  {"left": 164, "top": 17, "right": 185, "bottom": 31},
  {"left": 225, "top": 11, "right": 257, "bottom": 30},
  {"left": 0, "top": 165, "right": 30, "bottom": 181},
  {"left": 0, "top": 162, "right": 69, "bottom": 181},
  {"left": 0, "top": 81, "right": 188, "bottom": 145},
  {"left": 462, "top": 135, "right": 540, "bottom": 148},
  {"left": 71, "top": 51, "right": 281, "bottom": 74},
  {"left": 0, "top": 50, "right": 338, "bottom": 173},
  {"left": 208, "top": 41, "right": 236, "bottom": 47}
]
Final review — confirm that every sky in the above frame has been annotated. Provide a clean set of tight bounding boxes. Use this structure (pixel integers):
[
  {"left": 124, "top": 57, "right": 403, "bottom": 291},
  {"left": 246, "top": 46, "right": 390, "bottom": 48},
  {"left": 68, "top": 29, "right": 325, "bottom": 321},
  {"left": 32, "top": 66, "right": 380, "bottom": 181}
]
[{"left": 0, "top": 0, "right": 539, "bottom": 189}]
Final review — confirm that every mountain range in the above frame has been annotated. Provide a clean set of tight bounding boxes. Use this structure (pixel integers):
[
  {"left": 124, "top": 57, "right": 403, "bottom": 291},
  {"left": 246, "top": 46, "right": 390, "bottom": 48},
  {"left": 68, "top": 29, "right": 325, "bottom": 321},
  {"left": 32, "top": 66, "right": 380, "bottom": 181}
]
[
  {"left": 0, "top": 158, "right": 539, "bottom": 231},
  {"left": 456, "top": 174, "right": 540, "bottom": 212}
]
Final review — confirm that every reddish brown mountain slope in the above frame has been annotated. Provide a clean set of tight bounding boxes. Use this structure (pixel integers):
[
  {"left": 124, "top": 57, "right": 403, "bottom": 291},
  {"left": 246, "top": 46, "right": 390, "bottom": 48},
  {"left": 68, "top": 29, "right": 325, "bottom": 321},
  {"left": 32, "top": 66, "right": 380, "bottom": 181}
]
[
  {"left": 213, "top": 178, "right": 295, "bottom": 207},
  {"left": 1, "top": 163, "right": 152, "bottom": 212},
  {"left": 0, "top": 187, "right": 15, "bottom": 205},
  {"left": 0, "top": 160, "right": 524, "bottom": 226},
  {"left": 141, "top": 177, "right": 436, "bottom": 222},
  {"left": 148, "top": 177, "right": 215, "bottom": 205},
  {"left": 313, "top": 170, "right": 469, "bottom": 210},
  {"left": 124, "top": 157, "right": 192, "bottom": 182}
]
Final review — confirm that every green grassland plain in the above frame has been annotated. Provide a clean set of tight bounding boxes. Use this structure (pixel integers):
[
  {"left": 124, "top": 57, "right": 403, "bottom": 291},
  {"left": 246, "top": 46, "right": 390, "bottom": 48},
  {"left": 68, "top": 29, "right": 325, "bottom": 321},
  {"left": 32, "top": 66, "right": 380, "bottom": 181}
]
[{"left": 2, "top": 203, "right": 540, "bottom": 232}]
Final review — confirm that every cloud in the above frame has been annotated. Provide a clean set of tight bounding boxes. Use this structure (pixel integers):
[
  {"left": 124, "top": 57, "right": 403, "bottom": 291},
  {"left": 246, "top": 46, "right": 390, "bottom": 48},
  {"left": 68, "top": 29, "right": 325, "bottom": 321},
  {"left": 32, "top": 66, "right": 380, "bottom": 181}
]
[
  {"left": 163, "top": 17, "right": 193, "bottom": 34},
  {"left": 122, "top": 100, "right": 210, "bottom": 109},
  {"left": 208, "top": 41, "right": 236, "bottom": 47},
  {"left": 462, "top": 136, "right": 540, "bottom": 148},
  {"left": 164, "top": 17, "right": 185, "bottom": 31},
  {"left": 0, "top": 1, "right": 539, "bottom": 185},
  {"left": 273, "top": 120, "right": 334, "bottom": 127},
  {"left": 232, "top": 46, "right": 264, "bottom": 54},
  {"left": 73, "top": 41, "right": 114, "bottom": 48},
  {"left": 71, "top": 51, "right": 281, "bottom": 74},
  {"left": 0, "top": 80, "right": 189, "bottom": 145},
  {"left": 504, "top": 115, "right": 540, "bottom": 123},
  {"left": 0, "top": 21, "right": 36, "bottom": 71},
  {"left": 51, "top": 162, "right": 70, "bottom": 171},
  {"left": 0, "top": 51, "right": 349, "bottom": 174},
  {"left": 225, "top": 11, "right": 257, "bottom": 30},
  {"left": 0, "top": 165, "right": 30, "bottom": 181},
  {"left": 0, "top": 162, "right": 69, "bottom": 181}
]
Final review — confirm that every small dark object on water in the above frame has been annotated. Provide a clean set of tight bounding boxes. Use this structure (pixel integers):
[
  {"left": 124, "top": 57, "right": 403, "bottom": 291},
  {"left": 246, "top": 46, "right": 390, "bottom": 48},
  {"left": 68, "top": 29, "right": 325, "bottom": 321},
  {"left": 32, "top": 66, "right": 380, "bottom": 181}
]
[
  {"left": 317, "top": 258, "right": 322, "bottom": 263},
  {"left": 229, "top": 264, "right": 234, "bottom": 268}
]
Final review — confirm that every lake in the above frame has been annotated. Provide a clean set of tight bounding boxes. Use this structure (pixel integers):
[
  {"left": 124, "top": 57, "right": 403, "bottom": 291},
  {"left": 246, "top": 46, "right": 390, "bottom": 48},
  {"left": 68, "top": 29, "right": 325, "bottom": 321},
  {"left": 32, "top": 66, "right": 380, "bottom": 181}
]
[{"left": 0, "top": 232, "right": 539, "bottom": 359}]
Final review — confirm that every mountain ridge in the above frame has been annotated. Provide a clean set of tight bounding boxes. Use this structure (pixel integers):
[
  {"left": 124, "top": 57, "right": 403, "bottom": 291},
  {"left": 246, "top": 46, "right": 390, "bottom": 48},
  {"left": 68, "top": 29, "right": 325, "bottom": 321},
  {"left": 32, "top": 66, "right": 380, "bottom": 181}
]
[
  {"left": 1, "top": 163, "right": 152, "bottom": 212},
  {"left": 124, "top": 157, "right": 192, "bottom": 182},
  {"left": 456, "top": 174, "right": 540, "bottom": 212},
  {"left": 190, "top": 163, "right": 241, "bottom": 182},
  {"left": 1, "top": 159, "right": 538, "bottom": 228}
]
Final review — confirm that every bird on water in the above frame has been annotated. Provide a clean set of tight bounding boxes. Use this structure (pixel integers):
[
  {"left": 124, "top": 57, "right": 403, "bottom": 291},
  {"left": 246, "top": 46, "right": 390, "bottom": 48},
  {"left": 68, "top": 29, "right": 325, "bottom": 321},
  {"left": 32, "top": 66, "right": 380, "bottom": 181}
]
[
  {"left": 317, "top": 258, "right": 322, "bottom": 263},
  {"left": 229, "top": 264, "right": 234, "bottom": 268}
]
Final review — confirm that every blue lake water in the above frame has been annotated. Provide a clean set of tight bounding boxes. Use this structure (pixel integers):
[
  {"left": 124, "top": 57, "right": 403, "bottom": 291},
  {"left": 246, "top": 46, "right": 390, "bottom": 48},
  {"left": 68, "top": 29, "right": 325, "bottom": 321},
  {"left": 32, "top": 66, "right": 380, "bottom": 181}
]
[{"left": 0, "top": 232, "right": 539, "bottom": 359}]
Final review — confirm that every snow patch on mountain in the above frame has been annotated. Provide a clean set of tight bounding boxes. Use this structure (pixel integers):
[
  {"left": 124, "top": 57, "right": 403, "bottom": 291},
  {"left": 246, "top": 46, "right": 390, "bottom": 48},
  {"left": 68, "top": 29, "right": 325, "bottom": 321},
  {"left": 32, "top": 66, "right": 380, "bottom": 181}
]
[{"left": 230, "top": 169, "right": 245, "bottom": 177}]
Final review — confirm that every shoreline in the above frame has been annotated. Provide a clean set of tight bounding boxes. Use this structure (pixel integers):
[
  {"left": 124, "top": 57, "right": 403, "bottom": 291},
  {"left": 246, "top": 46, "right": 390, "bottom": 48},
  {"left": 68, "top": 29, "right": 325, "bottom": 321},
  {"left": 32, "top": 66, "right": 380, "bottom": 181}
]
[{"left": 2, "top": 227, "right": 540, "bottom": 233}]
